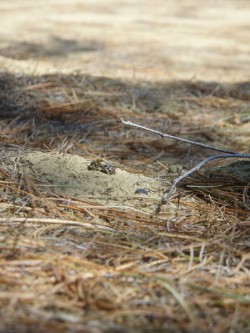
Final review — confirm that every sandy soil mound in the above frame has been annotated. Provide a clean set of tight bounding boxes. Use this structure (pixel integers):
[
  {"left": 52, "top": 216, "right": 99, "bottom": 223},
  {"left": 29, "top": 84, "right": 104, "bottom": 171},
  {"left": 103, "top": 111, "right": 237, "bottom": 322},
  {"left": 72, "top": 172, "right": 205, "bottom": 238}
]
[{"left": 2, "top": 149, "right": 169, "bottom": 213}]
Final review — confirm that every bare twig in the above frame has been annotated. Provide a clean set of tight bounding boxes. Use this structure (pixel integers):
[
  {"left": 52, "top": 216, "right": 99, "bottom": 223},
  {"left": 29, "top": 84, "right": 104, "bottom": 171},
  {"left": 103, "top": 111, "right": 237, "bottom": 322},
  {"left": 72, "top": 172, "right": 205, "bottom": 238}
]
[
  {"left": 121, "top": 119, "right": 250, "bottom": 212},
  {"left": 121, "top": 118, "right": 236, "bottom": 154},
  {"left": 156, "top": 153, "right": 250, "bottom": 213}
]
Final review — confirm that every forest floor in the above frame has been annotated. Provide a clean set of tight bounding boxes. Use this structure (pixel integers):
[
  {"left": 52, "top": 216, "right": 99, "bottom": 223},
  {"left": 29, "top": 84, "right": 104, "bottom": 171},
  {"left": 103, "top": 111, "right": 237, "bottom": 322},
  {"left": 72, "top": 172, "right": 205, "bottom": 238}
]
[{"left": 0, "top": 1, "right": 249, "bottom": 332}]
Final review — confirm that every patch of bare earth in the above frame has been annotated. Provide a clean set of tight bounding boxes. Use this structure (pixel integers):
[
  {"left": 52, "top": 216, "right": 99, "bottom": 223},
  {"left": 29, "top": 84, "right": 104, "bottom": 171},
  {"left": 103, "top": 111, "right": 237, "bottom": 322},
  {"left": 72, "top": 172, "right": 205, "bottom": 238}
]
[{"left": 0, "top": 1, "right": 249, "bottom": 333}]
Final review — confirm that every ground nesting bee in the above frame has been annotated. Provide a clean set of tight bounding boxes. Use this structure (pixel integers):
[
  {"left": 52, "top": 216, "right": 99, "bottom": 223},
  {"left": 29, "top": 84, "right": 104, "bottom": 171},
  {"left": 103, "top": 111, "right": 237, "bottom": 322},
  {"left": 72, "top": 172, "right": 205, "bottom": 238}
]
[{"left": 87, "top": 159, "right": 116, "bottom": 175}]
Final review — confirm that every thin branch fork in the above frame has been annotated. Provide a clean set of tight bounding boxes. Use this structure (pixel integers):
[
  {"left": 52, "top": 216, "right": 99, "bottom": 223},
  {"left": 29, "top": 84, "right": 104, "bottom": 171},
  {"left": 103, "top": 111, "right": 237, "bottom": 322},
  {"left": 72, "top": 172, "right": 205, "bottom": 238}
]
[
  {"left": 121, "top": 118, "right": 250, "bottom": 212},
  {"left": 156, "top": 153, "right": 250, "bottom": 213}
]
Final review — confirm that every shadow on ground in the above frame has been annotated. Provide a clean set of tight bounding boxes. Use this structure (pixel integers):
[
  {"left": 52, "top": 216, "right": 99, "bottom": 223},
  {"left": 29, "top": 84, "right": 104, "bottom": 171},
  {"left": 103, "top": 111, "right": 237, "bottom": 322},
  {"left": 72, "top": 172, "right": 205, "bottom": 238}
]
[
  {"left": 0, "top": 71, "right": 249, "bottom": 169},
  {"left": 0, "top": 36, "right": 105, "bottom": 60}
]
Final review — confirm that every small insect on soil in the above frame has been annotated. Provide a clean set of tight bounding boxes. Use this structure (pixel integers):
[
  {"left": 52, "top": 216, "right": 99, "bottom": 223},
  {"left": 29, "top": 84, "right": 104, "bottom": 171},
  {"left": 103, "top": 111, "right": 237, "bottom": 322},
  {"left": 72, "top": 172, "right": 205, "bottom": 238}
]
[{"left": 87, "top": 159, "right": 116, "bottom": 175}]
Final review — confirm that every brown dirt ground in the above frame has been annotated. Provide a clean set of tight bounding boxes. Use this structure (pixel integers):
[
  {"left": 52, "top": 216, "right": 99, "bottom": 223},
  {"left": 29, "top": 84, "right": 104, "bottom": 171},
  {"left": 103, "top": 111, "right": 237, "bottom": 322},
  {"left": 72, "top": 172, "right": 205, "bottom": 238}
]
[{"left": 0, "top": 1, "right": 250, "bottom": 333}]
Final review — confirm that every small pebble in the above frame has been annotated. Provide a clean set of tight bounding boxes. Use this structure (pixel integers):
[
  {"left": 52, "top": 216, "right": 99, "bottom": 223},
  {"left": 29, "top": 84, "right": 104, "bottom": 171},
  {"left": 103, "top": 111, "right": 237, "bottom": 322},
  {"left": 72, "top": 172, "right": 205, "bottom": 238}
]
[{"left": 135, "top": 188, "right": 149, "bottom": 195}]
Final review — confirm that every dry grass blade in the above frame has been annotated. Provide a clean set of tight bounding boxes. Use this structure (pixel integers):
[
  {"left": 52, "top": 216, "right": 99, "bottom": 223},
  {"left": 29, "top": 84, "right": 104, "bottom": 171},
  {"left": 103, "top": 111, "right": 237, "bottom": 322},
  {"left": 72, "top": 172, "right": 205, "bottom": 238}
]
[
  {"left": 0, "top": 218, "right": 114, "bottom": 232},
  {"left": 188, "top": 284, "right": 250, "bottom": 304},
  {"left": 155, "top": 277, "right": 195, "bottom": 323}
]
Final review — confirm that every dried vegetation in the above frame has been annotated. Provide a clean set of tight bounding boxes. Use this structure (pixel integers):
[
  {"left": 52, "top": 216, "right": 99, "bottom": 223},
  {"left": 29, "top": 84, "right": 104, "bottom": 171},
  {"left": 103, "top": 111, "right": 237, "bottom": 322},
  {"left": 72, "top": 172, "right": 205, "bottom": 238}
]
[{"left": 0, "top": 1, "right": 250, "bottom": 332}]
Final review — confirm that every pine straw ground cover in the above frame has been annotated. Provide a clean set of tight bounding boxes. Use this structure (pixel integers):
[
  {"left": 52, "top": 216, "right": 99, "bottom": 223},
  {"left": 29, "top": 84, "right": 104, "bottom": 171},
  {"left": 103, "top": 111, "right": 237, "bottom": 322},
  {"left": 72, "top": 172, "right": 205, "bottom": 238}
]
[{"left": 0, "top": 72, "right": 249, "bottom": 333}]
